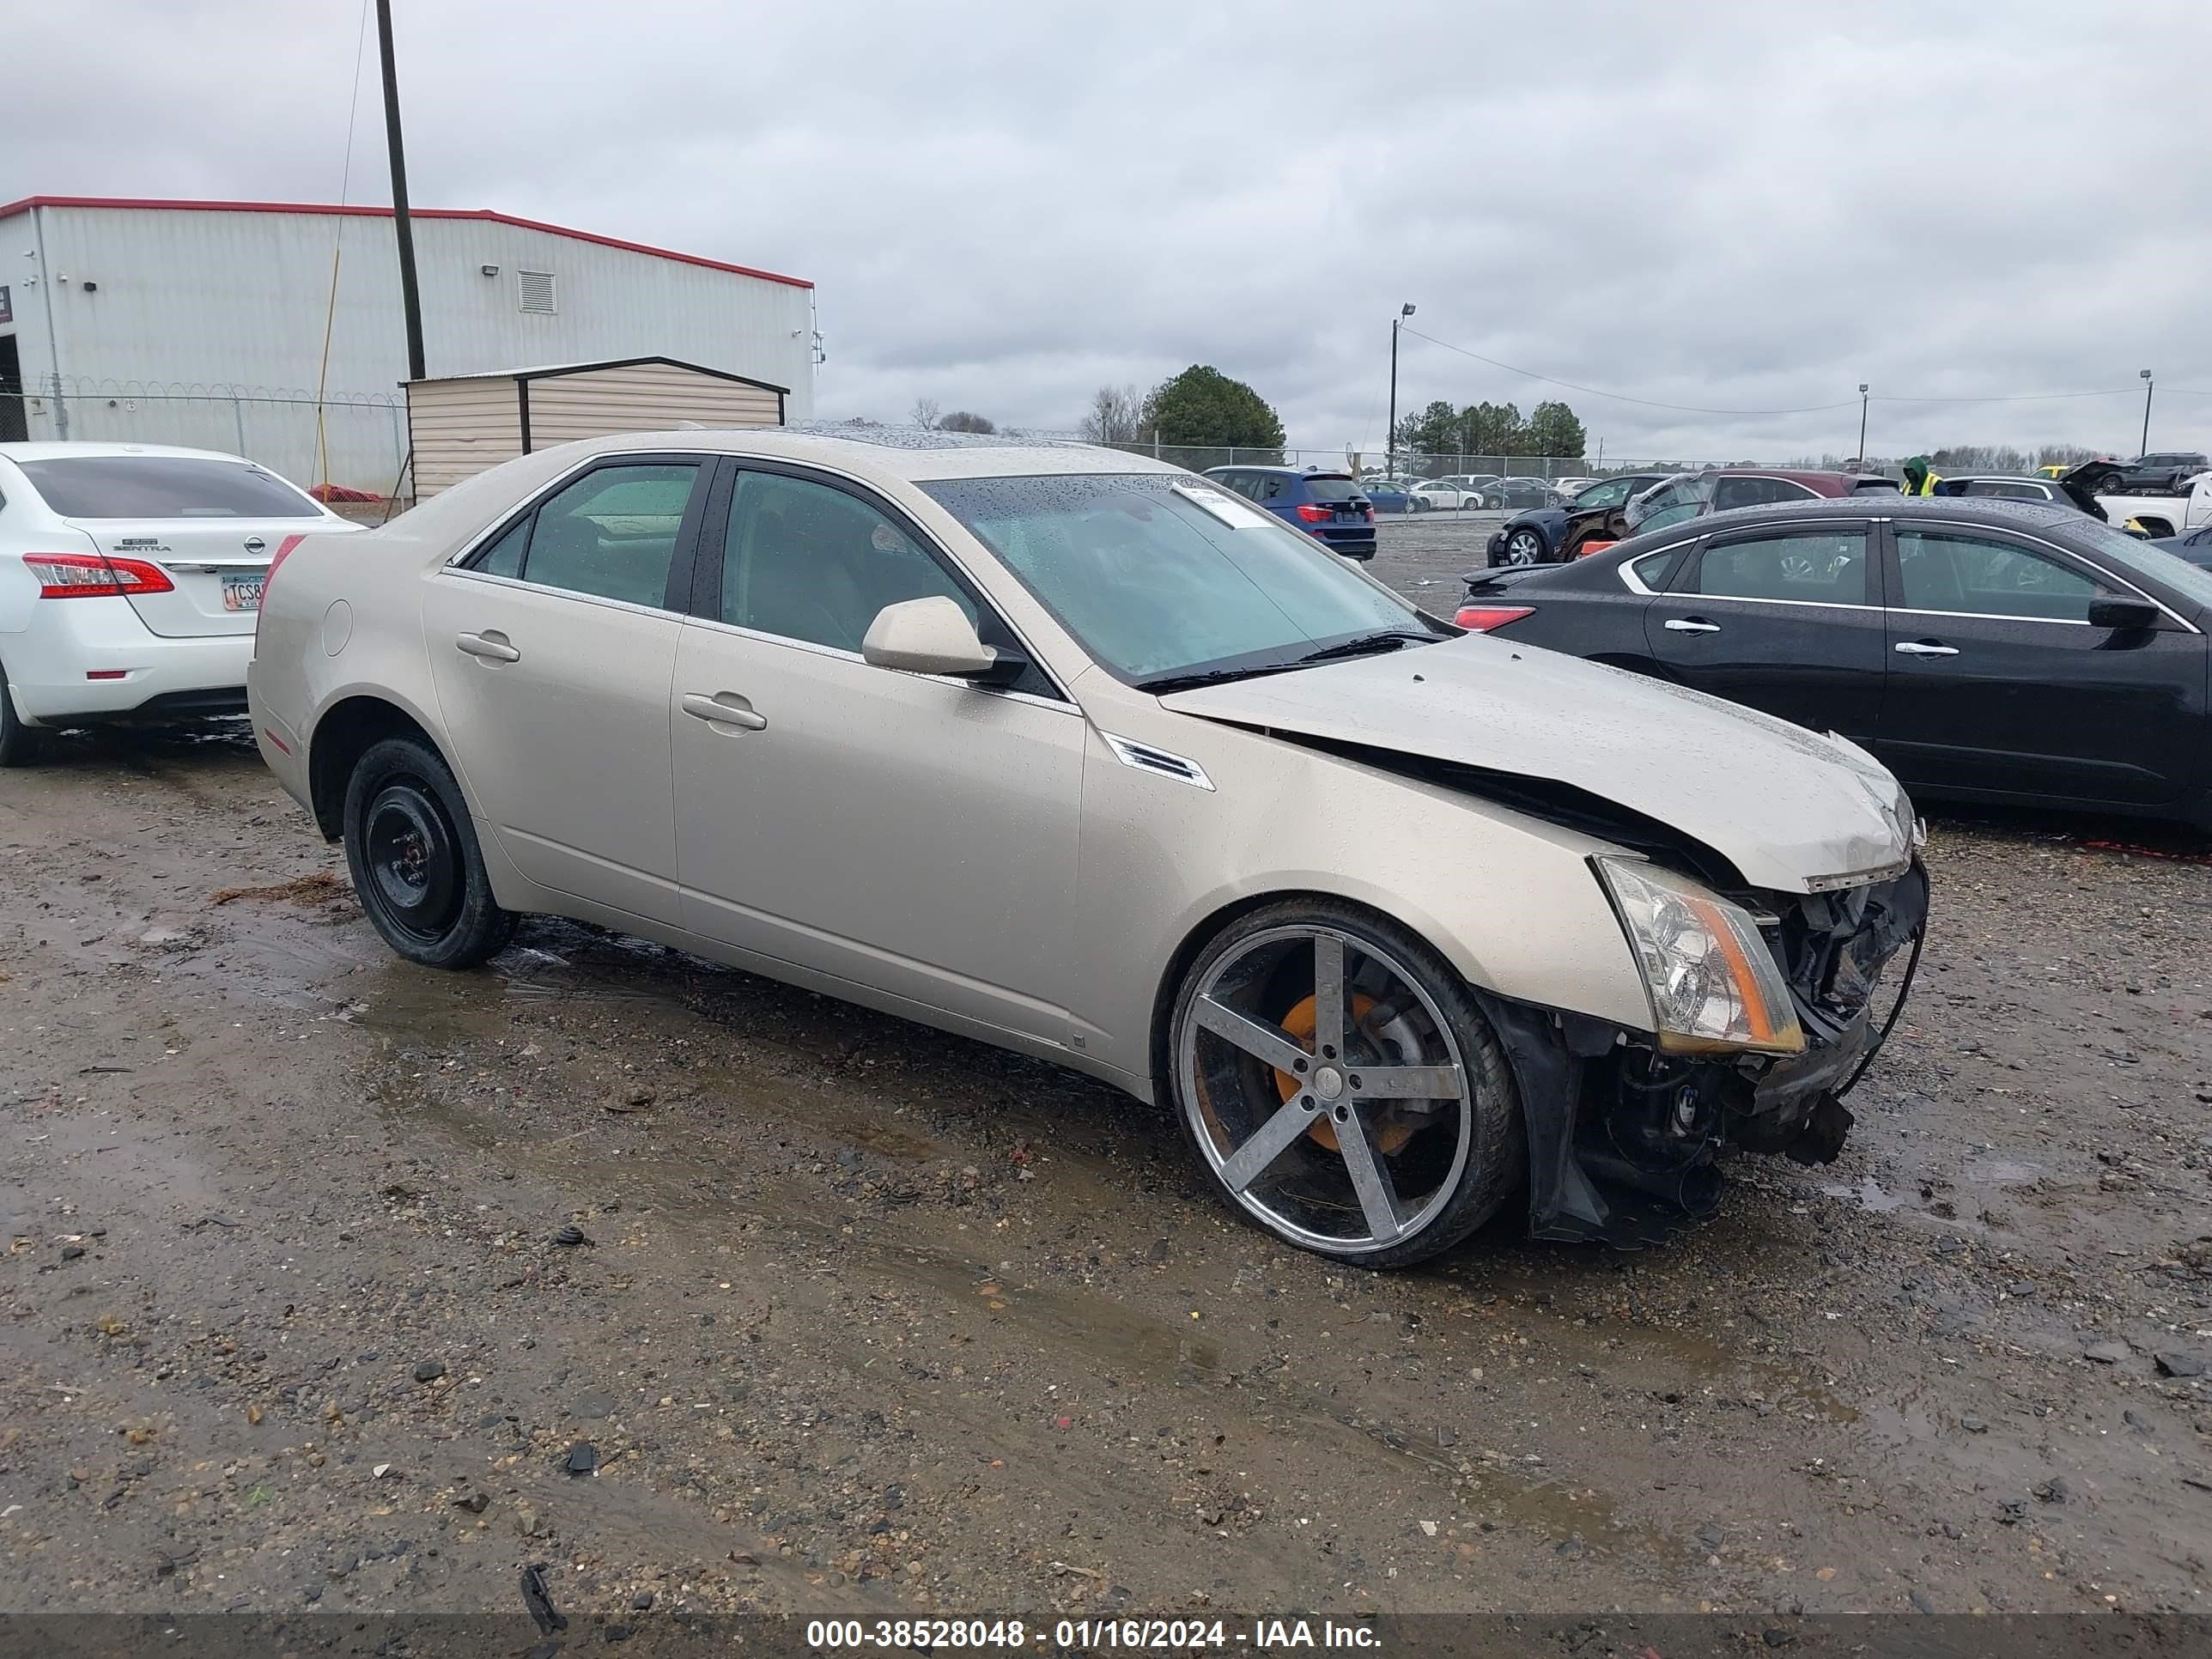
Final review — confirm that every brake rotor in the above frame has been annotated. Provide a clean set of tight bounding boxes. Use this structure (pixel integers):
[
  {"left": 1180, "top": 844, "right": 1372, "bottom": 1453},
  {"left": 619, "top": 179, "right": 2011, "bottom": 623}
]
[{"left": 1273, "top": 992, "right": 1416, "bottom": 1155}]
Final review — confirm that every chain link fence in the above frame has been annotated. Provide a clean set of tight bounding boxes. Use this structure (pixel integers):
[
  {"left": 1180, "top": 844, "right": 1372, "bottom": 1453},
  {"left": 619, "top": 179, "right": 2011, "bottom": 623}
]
[
  {"left": 1094, "top": 441, "right": 1684, "bottom": 482},
  {"left": 9, "top": 374, "right": 412, "bottom": 501}
]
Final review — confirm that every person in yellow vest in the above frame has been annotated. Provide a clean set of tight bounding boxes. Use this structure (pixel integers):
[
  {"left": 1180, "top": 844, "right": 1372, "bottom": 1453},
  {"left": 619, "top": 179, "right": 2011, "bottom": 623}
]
[{"left": 1899, "top": 455, "right": 1942, "bottom": 495}]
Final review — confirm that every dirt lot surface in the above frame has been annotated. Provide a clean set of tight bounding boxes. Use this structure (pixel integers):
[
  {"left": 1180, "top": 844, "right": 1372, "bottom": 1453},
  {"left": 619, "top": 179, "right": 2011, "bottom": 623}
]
[{"left": 6, "top": 561, "right": 2212, "bottom": 1626}]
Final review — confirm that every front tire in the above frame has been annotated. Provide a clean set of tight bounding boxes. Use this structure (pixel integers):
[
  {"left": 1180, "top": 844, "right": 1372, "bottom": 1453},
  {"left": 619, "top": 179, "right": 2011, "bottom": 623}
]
[
  {"left": 1169, "top": 900, "right": 1523, "bottom": 1268},
  {"left": 1504, "top": 527, "right": 1547, "bottom": 566},
  {"left": 343, "top": 735, "right": 518, "bottom": 969}
]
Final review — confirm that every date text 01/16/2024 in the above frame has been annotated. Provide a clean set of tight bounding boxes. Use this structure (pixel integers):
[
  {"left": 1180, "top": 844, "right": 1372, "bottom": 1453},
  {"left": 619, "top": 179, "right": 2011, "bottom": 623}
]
[{"left": 803, "top": 1619, "right": 1382, "bottom": 1650}]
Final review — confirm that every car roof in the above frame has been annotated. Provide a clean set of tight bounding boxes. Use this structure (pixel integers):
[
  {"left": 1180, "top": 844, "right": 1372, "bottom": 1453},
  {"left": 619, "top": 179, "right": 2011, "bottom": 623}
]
[
  {"left": 0, "top": 441, "right": 270, "bottom": 465},
  {"left": 506, "top": 425, "right": 1185, "bottom": 484},
  {"left": 1606, "top": 493, "right": 2099, "bottom": 559}
]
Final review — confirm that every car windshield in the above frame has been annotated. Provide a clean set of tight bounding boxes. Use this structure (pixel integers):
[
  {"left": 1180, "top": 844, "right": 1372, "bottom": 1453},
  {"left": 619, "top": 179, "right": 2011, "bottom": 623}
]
[
  {"left": 920, "top": 472, "right": 1434, "bottom": 685},
  {"left": 2069, "top": 520, "right": 2212, "bottom": 612},
  {"left": 18, "top": 455, "right": 323, "bottom": 519}
]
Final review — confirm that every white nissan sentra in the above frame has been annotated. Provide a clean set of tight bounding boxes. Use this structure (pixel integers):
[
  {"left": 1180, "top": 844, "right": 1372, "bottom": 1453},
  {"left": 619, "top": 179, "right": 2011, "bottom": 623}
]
[
  {"left": 248, "top": 428, "right": 1928, "bottom": 1266},
  {"left": 0, "top": 441, "right": 359, "bottom": 763}
]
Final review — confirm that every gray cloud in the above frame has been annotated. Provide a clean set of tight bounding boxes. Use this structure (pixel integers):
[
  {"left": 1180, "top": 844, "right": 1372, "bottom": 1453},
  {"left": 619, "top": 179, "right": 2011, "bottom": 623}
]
[{"left": 17, "top": 0, "right": 2212, "bottom": 460}]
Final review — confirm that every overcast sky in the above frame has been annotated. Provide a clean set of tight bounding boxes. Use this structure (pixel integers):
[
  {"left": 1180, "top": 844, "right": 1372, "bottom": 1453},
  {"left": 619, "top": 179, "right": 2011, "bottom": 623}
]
[{"left": 17, "top": 1, "right": 2212, "bottom": 461}]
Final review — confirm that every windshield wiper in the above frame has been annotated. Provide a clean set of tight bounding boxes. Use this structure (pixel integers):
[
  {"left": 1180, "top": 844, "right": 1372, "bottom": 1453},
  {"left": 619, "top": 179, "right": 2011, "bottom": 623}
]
[
  {"left": 1135, "top": 663, "right": 1308, "bottom": 695},
  {"left": 1292, "top": 629, "right": 1441, "bottom": 665},
  {"left": 1137, "top": 630, "right": 1443, "bottom": 695}
]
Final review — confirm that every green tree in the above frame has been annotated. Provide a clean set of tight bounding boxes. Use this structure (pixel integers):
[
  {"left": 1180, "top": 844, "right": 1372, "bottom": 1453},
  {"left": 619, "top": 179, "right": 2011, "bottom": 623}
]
[
  {"left": 1458, "top": 400, "right": 1523, "bottom": 459},
  {"left": 1395, "top": 399, "right": 1460, "bottom": 463},
  {"left": 1142, "top": 365, "right": 1285, "bottom": 452},
  {"left": 1522, "top": 400, "right": 1587, "bottom": 460}
]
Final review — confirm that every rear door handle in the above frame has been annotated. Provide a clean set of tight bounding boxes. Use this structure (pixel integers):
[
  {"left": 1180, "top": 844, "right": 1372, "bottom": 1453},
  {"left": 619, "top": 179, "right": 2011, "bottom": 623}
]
[
  {"left": 1663, "top": 617, "right": 1721, "bottom": 635},
  {"left": 455, "top": 630, "right": 520, "bottom": 662},
  {"left": 1894, "top": 641, "right": 1960, "bottom": 657},
  {"left": 682, "top": 691, "right": 769, "bottom": 731}
]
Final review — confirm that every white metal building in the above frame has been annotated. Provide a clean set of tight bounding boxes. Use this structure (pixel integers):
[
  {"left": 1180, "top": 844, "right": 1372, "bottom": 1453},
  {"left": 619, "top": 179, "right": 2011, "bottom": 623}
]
[{"left": 0, "top": 196, "right": 815, "bottom": 492}]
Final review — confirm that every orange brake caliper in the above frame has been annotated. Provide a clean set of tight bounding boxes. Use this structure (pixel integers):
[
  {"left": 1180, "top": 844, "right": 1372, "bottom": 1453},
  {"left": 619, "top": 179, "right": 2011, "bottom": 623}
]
[{"left": 1273, "top": 992, "right": 1415, "bottom": 1154}]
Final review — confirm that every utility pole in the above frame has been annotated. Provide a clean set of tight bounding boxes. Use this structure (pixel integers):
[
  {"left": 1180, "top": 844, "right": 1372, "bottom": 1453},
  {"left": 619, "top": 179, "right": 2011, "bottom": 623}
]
[
  {"left": 2139, "top": 368, "right": 2154, "bottom": 457},
  {"left": 1387, "top": 303, "right": 1414, "bottom": 477},
  {"left": 1856, "top": 384, "right": 1869, "bottom": 467},
  {"left": 376, "top": 0, "right": 427, "bottom": 384}
]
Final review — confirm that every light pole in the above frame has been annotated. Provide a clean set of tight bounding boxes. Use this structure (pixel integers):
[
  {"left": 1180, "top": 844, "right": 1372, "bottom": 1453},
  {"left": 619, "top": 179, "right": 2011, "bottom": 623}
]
[
  {"left": 1387, "top": 303, "right": 1414, "bottom": 477},
  {"left": 2140, "top": 368, "right": 2154, "bottom": 457},
  {"left": 376, "top": 0, "right": 427, "bottom": 384},
  {"left": 1856, "top": 384, "right": 1869, "bottom": 467}
]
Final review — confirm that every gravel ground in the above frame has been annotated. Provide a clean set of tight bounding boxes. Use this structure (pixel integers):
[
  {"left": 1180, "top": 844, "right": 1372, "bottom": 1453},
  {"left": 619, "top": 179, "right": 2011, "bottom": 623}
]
[{"left": 4, "top": 576, "right": 2212, "bottom": 1625}]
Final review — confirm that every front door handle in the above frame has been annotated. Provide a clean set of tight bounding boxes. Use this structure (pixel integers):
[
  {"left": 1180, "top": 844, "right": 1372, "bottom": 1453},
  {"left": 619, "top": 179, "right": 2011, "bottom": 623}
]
[
  {"left": 1663, "top": 617, "right": 1721, "bottom": 635},
  {"left": 455, "top": 630, "right": 520, "bottom": 662},
  {"left": 1894, "top": 640, "right": 1960, "bottom": 658},
  {"left": 682, "top": 691, "right": 769, "bottom": 731}
]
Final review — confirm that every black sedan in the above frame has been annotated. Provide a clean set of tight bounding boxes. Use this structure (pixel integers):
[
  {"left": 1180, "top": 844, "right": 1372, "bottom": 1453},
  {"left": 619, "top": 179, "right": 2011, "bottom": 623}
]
[
  {"left": 1455, "top": 495, "right": 2212, "bottom": 830},
  {"left": 1486, "top": 471, "right": 1671, "bottom": 567}
]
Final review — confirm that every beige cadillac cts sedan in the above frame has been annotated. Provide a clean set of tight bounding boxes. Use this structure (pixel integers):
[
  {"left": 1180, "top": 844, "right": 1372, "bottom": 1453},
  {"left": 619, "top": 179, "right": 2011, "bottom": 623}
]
[{"left": 248, "top": 429, "right": 1927, "bottom": 1266}]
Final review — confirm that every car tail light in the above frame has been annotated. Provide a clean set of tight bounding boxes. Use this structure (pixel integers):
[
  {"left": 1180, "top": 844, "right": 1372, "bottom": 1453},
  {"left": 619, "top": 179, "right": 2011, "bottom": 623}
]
[
  {"left": 1454, "top": 604, "right": 1534, "bottom": 632},
  {"left": 1294, "top": 503, "right": 1332, "bottom": 524},
  {"left": 1577, "top": 540, "right": 1617, "bottom": 558},
  {"left": 254, "top": 534, "right": 310, "bottom": 641},
  {"left": 23, "top": 551, "right": 174, "bottom": 599},
  {"left": 1364, "top": 506, "right": 1376, "bottom": 523}
]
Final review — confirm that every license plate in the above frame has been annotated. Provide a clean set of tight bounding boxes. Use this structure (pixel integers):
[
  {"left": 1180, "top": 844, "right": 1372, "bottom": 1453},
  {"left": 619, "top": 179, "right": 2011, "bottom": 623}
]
[{"left": 222, "top": 577, "right": 264, "bottom": 612}]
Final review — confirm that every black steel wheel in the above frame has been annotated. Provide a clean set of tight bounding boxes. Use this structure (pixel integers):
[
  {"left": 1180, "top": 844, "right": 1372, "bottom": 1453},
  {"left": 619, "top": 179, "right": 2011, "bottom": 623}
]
[
  {"left": 1169, "top": 900, "right": 1523, "bottom": 1267},
  {"left": 343, "top": 735, "right": 518, "bottom": 969}
]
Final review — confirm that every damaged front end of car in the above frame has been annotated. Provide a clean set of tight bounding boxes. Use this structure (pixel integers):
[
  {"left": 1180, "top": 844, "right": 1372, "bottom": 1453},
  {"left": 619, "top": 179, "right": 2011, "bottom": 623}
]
[{"left": 1486, "top": 856, "right": 1928, "bottom": 1247}]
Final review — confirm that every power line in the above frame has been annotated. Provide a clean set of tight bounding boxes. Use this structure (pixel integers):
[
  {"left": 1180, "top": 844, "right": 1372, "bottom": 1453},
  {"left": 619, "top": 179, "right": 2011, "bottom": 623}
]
[
  {"left": 1397, "top": 326, "right": 1856, "bottom": 416},
  {"left": 1397, "top": 325, "right": 2161, "bottom": 418}
]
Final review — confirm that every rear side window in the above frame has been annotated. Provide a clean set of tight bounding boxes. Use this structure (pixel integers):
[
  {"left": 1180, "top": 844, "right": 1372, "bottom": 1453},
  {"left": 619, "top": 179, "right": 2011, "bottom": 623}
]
[
  {"left": 1961, "top": 479, "right": 2051, "bottom": 501},
  {"left": 20, "top": 456, "right": 322, "bottom": 519},
  {"left": 514, "top": 462, "right": 700, "bottom": 608},
  {"left": 1711, "top": 476, "right": 1819, "bottom": 512},
  {"left": 1686, "top": 529, "right": 1870, "bottom": 605},
  {"left": 1301, "top": 475, "right": 1364, "bottom": 504}
]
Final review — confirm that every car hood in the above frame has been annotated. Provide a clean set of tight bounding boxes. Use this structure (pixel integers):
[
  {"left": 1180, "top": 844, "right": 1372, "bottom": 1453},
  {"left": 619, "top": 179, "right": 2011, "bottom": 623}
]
[{"left": 1158, "top": 637, "right": 1912, "bottom": 894}]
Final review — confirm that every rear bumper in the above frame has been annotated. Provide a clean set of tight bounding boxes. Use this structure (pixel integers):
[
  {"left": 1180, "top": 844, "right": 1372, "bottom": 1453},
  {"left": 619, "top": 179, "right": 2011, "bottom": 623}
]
[{"left": 3, "top": 597, "right": 254, "bottom": 725}]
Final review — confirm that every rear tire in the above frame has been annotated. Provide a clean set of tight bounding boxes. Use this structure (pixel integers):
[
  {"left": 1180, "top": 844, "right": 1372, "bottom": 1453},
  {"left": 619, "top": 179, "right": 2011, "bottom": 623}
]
[
  {"left": 343, "top": 735, "right": 518, "bottom": 969},
  {"left": 0, "top": 661, "right": 46, "bottom": 769}
]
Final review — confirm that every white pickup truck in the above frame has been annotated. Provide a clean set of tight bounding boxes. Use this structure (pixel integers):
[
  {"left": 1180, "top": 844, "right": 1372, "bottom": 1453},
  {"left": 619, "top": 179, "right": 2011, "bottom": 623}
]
[{"left": 2098, "top": 471, "right": 2212, "bottom": 540}]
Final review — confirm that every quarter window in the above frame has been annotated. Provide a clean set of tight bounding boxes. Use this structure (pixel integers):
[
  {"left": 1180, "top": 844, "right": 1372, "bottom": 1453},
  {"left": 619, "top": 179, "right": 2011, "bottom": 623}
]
[
  {"left": 1894, "top": 530, "right": 2111, "bottom": 623},
  {"left": 719, "top": 470, "right": 977, "bottom": 654},
  {"left": 1685, "top": 529, "right": 1869, "bottom": 605}
]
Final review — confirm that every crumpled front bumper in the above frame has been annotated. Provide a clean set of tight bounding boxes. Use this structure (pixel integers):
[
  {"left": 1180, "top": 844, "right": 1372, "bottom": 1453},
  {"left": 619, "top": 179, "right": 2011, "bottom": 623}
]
[{"left": 1486, "top": 859, "right": 1930, "bottom": 1248}]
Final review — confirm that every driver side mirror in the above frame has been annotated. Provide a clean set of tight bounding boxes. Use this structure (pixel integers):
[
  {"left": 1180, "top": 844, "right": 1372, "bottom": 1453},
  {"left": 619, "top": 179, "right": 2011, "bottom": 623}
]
[
  {"left": 2087, "top": 596, "right": 2160, "bottom": 631},
  {"left": 861, "top": 597, "right": 1024, "bottom": 683}
]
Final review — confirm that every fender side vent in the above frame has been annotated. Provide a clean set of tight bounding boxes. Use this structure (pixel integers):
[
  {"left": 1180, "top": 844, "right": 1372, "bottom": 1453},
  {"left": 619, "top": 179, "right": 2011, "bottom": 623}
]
[{"left": 1102, "top": 732, "right": 1214, "bottom": 791}]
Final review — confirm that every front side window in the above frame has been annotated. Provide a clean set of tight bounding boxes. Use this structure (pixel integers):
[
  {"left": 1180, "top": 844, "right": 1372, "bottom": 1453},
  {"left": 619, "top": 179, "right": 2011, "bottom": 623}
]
[
  {"left": 1686, "top": 528, "right": 1869, "bottom": 605},
  {"left": 919, "top": 473, "right": 1426, "bottom": 684},
  {"left": 1711, "top": 476, "right": 1819, "bottom": 512},
  {"left": 1894, "top": 529, "right": 2110, "bottom": 623},
  {"left": 513, "top": 462, "right": 699, "bottom": 607},
  {"left": 1577, "top": 477, "right": 1634, "bottom": 508},
  {"left": 1625, "top": 476, "right": 1709, "bottom": 530},
  {"left": 20, "top": 455, "right": 323, "bottom": 520},
  {"left": 720, "top": 469, "right": 975, "bottom": 653}
]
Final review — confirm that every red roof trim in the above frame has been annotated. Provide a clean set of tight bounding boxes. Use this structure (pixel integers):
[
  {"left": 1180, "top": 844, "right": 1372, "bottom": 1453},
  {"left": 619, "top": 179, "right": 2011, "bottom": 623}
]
[{"left": 0, "top": 196, "right": 813, "bottom": 290}]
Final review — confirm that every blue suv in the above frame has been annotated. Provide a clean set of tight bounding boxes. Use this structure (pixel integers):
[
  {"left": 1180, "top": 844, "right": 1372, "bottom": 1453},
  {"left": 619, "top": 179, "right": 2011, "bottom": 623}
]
[{"left": 1204, "top": 466, "right": 1376, "bottom": 558}]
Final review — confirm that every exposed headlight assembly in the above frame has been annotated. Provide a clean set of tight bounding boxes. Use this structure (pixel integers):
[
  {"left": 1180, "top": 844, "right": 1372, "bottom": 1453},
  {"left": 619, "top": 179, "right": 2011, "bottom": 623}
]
[{"left": 1594, "top": 857, "right": 1805, "bottom": 1055}]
